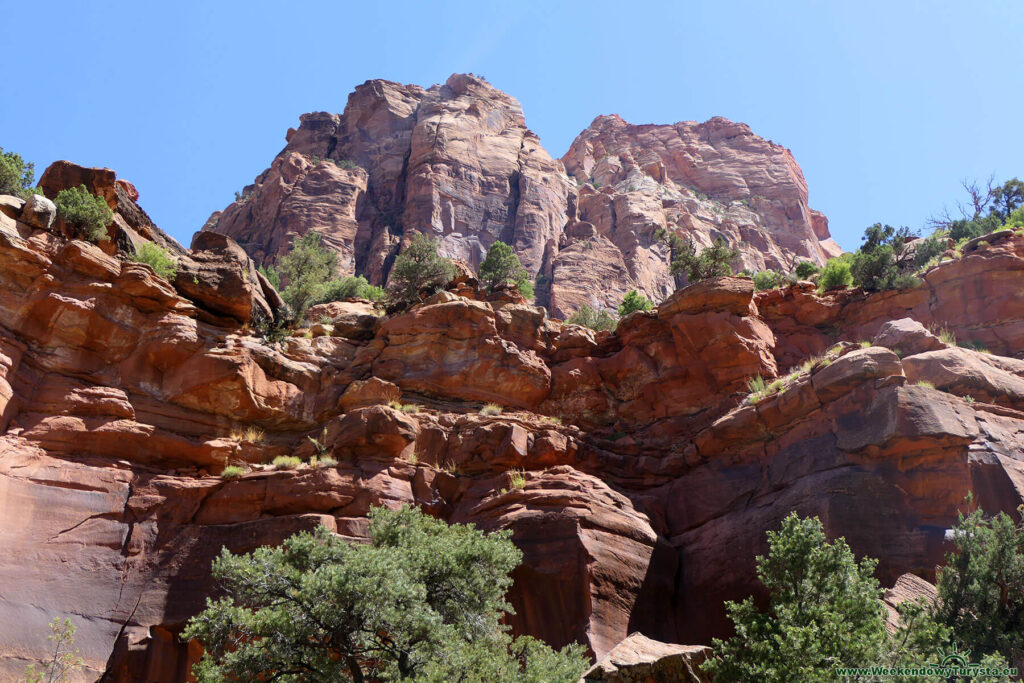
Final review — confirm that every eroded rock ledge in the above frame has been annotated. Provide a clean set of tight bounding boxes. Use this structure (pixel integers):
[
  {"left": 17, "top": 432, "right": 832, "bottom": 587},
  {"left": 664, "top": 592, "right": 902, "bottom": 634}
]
[{"left": 2, "top": 165, "right": 1024, "bottom": 681}]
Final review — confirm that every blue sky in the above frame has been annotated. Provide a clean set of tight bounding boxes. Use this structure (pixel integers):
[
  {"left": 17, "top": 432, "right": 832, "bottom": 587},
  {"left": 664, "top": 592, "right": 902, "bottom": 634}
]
[{"left": 3, "top": 1, "right": 1022, "bottom": 252}]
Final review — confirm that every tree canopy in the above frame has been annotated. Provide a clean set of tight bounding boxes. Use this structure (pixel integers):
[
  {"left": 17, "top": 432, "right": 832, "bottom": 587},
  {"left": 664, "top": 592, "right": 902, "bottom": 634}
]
[
  {"left": 669, "top": 237, "right": 739, "bottom": 283},
  {"left": 478, "top": 241, "right": 533, "bottom": 298},
  {"left": 182, "top": 505, "right": 587, "bottom": 682},
  {"left": 387, "top": 234, "right": 457, "bottom": 305}
]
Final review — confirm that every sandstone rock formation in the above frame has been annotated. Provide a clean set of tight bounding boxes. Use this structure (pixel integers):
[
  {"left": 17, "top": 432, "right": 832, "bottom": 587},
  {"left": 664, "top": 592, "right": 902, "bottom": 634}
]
[
  {"left": 5, "top": 158, "right": 1024, "bottom": 682},
  {"left": 201, "top": 74, "right": 839, "bottom": 318}
]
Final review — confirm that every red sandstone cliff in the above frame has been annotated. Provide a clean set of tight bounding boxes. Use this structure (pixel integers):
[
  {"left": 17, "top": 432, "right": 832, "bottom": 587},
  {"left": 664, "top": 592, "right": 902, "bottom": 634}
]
[
  {"left": 2, "top": 159, "right": 1024, "bottom": 681},
  {"left": 202, "top": 74, "right": 839, "bottom": 318}
]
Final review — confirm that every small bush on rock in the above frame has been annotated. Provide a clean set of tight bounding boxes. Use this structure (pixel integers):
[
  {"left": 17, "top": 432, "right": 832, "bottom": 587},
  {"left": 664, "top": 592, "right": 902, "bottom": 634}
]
[
  {"left": 55, "top": 185, "right": 113, "bottom": 242},
  {"left": 130, "top": 242, "right": 178, "bottom": 280},
  {"left": 794, "top": 260, "right": 821, "bottom": 279},
  {"left": 618, "top": 289, "right": 653, "bottom": 316},
  {"left": 566, "top": 304, "right": 617, "bottom": 332},
  {"left": 0, "top": 147, "right": 36, "bottom": 198},
  {"left": 271, "top": 455, "right": 302, "bottom": 470},
  {"left": 818, "top": 255, "right": 853, "bottom": 291},
  {"left": 478, "top": 241, "right": 533, "bottom": 298},
  {"left": 388, "top": 233, "right": 457, "bottom": 305},
  {"left": 670, "top": 237, "right": 739, "bottom": 283}
]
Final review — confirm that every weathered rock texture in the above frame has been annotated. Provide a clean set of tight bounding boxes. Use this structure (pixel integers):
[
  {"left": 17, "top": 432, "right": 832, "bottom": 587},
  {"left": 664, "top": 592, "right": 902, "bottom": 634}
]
[
  {"left": 5, "top": 160, "right": 1024, "bottom": 682},
  {"left": 202, "top": 74, "right": 839, "bottom": 318}
]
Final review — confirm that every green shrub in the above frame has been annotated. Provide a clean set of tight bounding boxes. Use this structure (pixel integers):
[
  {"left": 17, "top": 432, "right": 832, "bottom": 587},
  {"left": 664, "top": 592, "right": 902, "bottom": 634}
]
[
  {"left": 23, "top": 617, "right": 83, "bottom": 683},
  {"left": 318, "top": 275, "right": 385, "bottom": 304},
  {"left": 818, "top": 256, "right": 853, "bottom": 291},
  {"left": 258, "top": 264, "right": 280, "bottom": 290},
  {"left": 130, "top": 242, "right": 178, "bottom": 280},
  {"left": 669, "top": 237, "right": 739, "bottom": 282},
  {"left": 55, "top": 185, "right": 113, "bottom": 242},
  {"left": 0, "top": 147, "right": 36, "bottom": 198},
  {"left": 181, "top": 506, "right": 588, "bottom": 682},
  {"left": 480, "top": 403, "right": 503, "bottom": 416},
  {"left": 507, "top": 469, "right": 527, "bottom": 490},
  {"left": 912, "top": 234, "right": 948, "bottom": 270},
  {"left": 221, "top": 465, "right": 245, "bottom": 479},
  {"left": 618, "top": 289, "right": 653, "bottom": 316},
  {"left": 936, "top": 504, "right": 1024, "bottom": 665},
  {"left": 334, "top": 159, "right": 360, "bottom": 170},
  {"left": 752, "top": 269, "right": 784, "bottom": 290},
  {"left": 271, "top": 455, "right": 302, "bottom": 470},
  {"left": 566, "top": 304, "right": 617, "bottom": 332},
  {"left": 478, "top": 241, "right": 533, "bottom": 298},
  {"left": 388, "top": 233, "right": 457, "bottom": 304},
  {"left": 794, "top": 260, "right": 820, "bottom": 279},
  {"left": 278, "top": 231, "right": 339, "bottom": 316}
]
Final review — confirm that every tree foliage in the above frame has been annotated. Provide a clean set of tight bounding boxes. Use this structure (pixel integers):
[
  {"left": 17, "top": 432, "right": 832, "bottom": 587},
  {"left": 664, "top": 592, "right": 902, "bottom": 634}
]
[
  {"left": 618, "top": 289, "right": 653, "bottom": 316},
  {"left": 818, "top": 255, "right": 853, "bottom": 291},
  {"left": 0, "top": 147, "right": 37, "bottom": 199},
  {"left": 130, "top": 242, "right": 178, "bottom": 281},
  {"left": 936, "top": 505, "right": 1024, "bottom": 664},
  {"left": 55, "top": 185, "right": 113, "bottom": 242},
  {"left": 388, "top": 233, "right": 457, "bottom": 305},
  {"left": 23, "top": 617, "right": 83, "bottom": 683},
  {"left": 669, "top": 237, "right": 739, "bottom": 283},
  {"left": 566, "top": 304, "right": 617, "bottom": 332},
  {"left": 478, "top": 241, "right": 533, "bottom": 298},
  {"left": 277, "top": 232, "right": 385, "bottom": 318},
  {"left": 794, "top": 261, "right": 821, "bottom": 279},
  {"left": 182, "top": 506, "right": 587, "bottom": 682},
  {"left": 704, "top": 513, "right": 894, "bottom": 682},
  {"left": 848, "top": 224, "right": 921, "bottom": 292}
]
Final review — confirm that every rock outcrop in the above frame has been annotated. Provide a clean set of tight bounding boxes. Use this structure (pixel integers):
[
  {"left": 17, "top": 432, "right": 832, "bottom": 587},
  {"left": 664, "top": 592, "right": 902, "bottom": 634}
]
[
  {"left": 4, "top": 159, "right": 1024, "bottom": 683},
  {"left": 201, "top": 74, "right": 839, "bottom": 318}
]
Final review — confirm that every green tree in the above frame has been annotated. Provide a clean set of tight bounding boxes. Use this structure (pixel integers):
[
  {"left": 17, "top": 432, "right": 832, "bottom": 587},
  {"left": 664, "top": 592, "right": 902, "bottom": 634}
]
[
  {"left": 818, "top": 256, "right": 853, "bottom": 291},
  {"left": 478, "top": 241, "right": 533, "bottom": 298},
  {"left": 752, "top": 269, "right": 784, "bottom": 291},
  {"left": 259, "top": 264, "right": 281, "bottom": 290},
  {"left": 566, "top": 304, "right": 617, "bottom": 332},
  {"left": 320, "top": 275, "right": 386, "bottom": 304},
  {"left": 387, "top": 233, "right": 457, "bottom": 305},
  {"left": 669, "top": 237, "right": 739, "bottom": 283},
  {"left": 0, "top": 148, "right": 37, "bottom": 198},
  {"left": 703, "top": 513, "right": 959, "bottom": 683},
  {"left": 130, "top": 242, "right": 178, "bottom": 281},
  {"left": 936, "top": 506, "right": 1024, "bottom": 664},
  {"left": 54, "top": 185, "right": 113, "bottom": 242},
  {"left": 618, "top": 289, "right": 653, "bottom": 316},
  {"left": 23, "top": 617, "right": 83, "bottom": 683},
  {"left": 794, "top": 261, "right": 820, "bottom": 279},
  {"left": 279, "top": 231, "right": 340, "bottom": 316},
  {"left": 990, "top": 179, "right": 1024, "bottom": 221},
  {"left": 182, "top": 506, "right": 587, "bottom": 683}
]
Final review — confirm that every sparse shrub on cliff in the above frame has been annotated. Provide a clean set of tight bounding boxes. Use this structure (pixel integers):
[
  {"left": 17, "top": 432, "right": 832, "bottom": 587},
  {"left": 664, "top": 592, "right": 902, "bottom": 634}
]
[
  {"left": 387, "top": 233, "right": 457, "bottom": 305},
  {"left": 271, "top": 455, "right": 302, "bottom": 470},
  {"left": 182, "top": 506, "right": 588, "bottom": 682},
  {"left": 507, "top": 469, "right": 526, "bottom": 489},
  {"left": 220, "top": 465, "right": 244, "bottom": 479},
  {"left": 566, "top": 304, "right": 617, "bottom": 332},
  {"left": 23, "top": 617, "right": 83, "bottom": 683},
  {"left": 279, "top": 231, "right": 339, "bottom": 316},
  {"left": 480, "top": 403, "right": 503, "bottom": 416},
  {"left": 669, "top": 237, "right": 739, "bottom": 283},
  {"left": 618, "top": 289, "right": 653, "bottom": 316},
  {"left": 702, "top": 513, "right": 952, "bottom": 682},
  {"left": 320, "top": 275, "right": 385, "bottom": 304},
  {"left": 55, "top": 185, "right": 113, "bottom": 242},
  {"left": 478, "top": 241, "right": 533, "bottom": 298},
  {"left": 130, "top": 242, "right": 178, "bottom": 280},
  {"left": 258, "top": 264, "right": 280, "bottom": 289},
  {"left": 794, "top": 260, "right": 820, "bottom": 279},
  {"left": 752, "top": 269, "right": 784, "bottom": 291},
  {"left": 818, "top": 255, "right": 853, "bottom": 291},
  {"left": 912, "top": 233, "right": 948, "bottom": 270},
  {"left": 0, "top": 147, "right": 37, "bottom": 198}
]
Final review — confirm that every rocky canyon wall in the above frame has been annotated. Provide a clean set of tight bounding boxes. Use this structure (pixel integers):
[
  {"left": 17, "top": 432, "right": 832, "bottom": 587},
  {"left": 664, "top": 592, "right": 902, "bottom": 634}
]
[{"left": 203, "top": 74, "right": 839, "bottom": 318}]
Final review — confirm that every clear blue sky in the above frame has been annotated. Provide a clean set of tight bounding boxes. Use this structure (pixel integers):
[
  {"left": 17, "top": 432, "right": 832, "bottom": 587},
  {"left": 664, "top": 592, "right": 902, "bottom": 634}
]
[{"left": 3, "top": 1, "right": 1022, "bottom": 252}]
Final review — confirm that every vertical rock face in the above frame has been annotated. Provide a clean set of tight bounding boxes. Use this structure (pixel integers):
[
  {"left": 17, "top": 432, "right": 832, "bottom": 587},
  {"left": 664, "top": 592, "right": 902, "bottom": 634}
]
[
  {"left": 202, "top": 74, "right": 839, "bottom": 318},
  {"left": 556, "top": 114, "right": 841, "bottom": 315}
]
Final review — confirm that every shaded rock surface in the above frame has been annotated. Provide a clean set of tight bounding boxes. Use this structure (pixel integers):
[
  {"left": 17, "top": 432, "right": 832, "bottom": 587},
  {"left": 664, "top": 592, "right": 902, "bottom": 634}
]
[{"left": 202, "top": 73, "right": 839, "bottom": 318}]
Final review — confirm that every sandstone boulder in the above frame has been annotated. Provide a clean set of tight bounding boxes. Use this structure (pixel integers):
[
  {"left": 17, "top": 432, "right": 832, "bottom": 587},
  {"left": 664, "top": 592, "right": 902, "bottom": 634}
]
[
  {"left": 873, "top": 317, "right": 945, "bottom": 356},
  {"left": 580, "top": 633, "right": 712, "bottom": 683}
]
